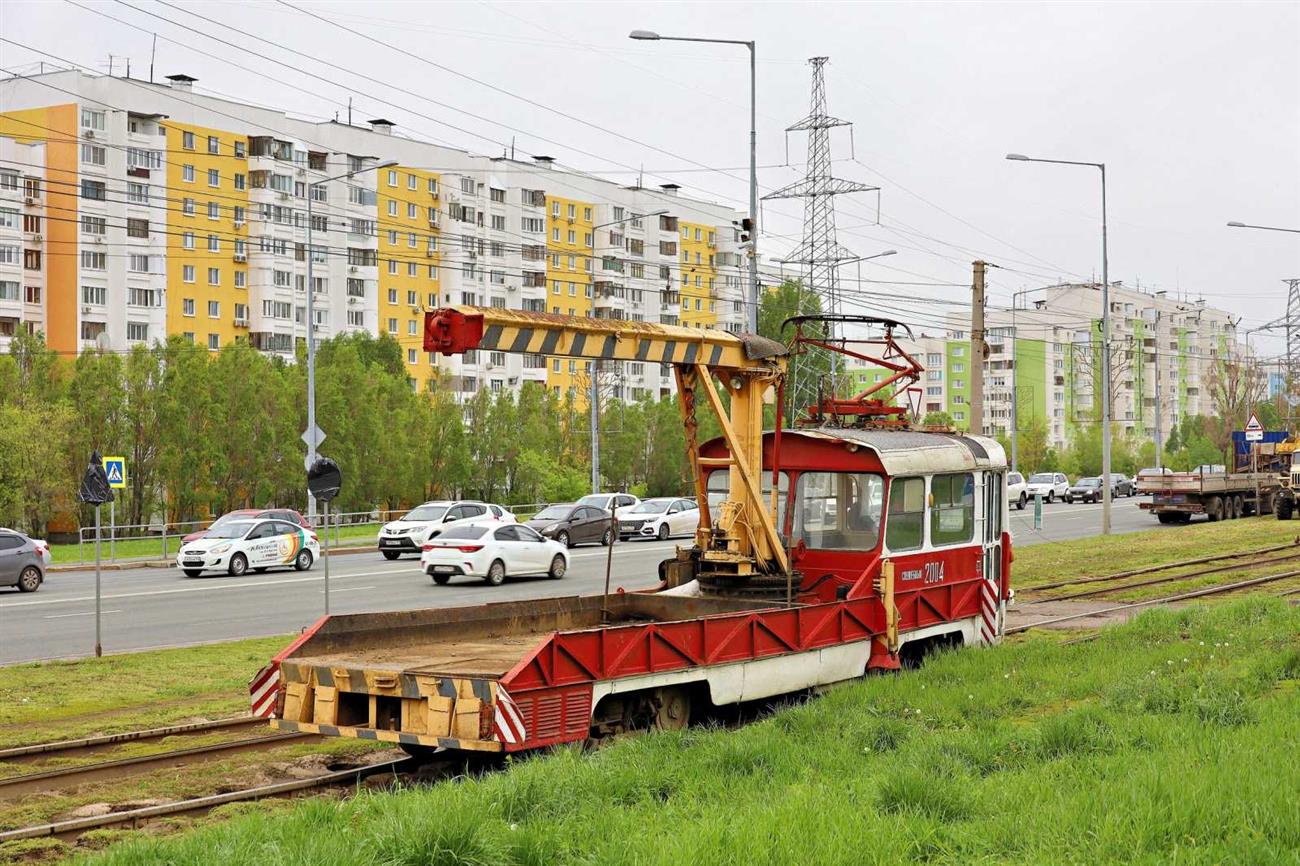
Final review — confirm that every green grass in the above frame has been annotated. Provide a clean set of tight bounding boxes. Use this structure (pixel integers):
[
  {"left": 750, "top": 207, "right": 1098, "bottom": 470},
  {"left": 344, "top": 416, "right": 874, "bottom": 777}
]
[
  {"left": 65, "top": 598, "right": 1300, "bottom": 866},
  {"left": 1012, "top": 513, "right": 1300, "bottom": 588},
  {"left": 0, "top": 636, "right": 289, "bottom": 750},
  {"left": 48, "top": 524, "right": 381, "bottom": 565}
]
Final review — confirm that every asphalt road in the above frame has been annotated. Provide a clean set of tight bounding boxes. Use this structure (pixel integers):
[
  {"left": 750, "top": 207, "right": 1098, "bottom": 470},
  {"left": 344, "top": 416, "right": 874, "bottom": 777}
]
[{"left": 0, "top": 496, "right": 1160, "bottom": 665}]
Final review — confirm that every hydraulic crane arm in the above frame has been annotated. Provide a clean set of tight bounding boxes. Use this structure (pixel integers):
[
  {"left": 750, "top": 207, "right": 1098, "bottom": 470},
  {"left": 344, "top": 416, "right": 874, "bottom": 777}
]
[{"left": 425, "top": 306, "right": 791, "bottom": 578}]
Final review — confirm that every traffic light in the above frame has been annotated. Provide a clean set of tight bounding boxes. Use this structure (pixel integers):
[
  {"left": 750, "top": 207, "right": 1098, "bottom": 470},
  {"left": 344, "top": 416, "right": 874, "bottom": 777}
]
[{"left": 733, "top": 217, "right": 754, "bottom": 248}]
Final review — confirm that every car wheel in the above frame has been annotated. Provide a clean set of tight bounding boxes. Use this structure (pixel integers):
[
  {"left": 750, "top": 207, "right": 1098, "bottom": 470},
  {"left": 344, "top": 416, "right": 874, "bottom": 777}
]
[
  {"left": 548, "top": 554, "right": 566, "bottom": 579},
  {"left": 657, "top": 523, "right": 669, "bottom": 541},
  {"left": 1017, "top": 493, "right": 1027, "bottom": 511},
  {"left": 601, "top": 527, "right": 612, "bottom": 546},
  {"left": 1065, "top": 495, "right": 1072, "bottom": 504},
  {"left": 183, "top": 569, "right": 203, "bottom": 578},
  {"left": 228, "top": 553, "right": 248, "bottom": 577},
  {"left": 557, "top": 530, "right": 571, "bottom": 549},
  {"left": 485, "top": 559, "right": 506, "bottom": 587},
  {"left": 294, "top": 549, "right": 314, "bottom": 571},
  {"left": 381, "top": 551, "right": 401, "bottom": 561},
  {"left": 432, "top": 572, "right": 451, "bottom": 585},
  {"left": 1046, "top": 492, "right": 1054, "bottom": 503},
  {"left": 16, "top": 566, "right": 41, "bottom": 593}
]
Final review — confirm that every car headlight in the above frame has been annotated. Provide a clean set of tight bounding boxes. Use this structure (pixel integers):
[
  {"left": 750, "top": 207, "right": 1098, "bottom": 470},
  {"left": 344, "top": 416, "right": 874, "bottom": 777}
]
[
  {"left": 210, "top": 543, "right": 231, "bottom": 554},
  {"left": 539, "top": 525, "right": 556, "bottom": 535}
]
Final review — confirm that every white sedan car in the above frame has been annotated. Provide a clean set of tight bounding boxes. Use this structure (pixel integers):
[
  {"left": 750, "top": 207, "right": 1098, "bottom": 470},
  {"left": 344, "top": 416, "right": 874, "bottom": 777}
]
[
  {"left": 177, "top": 518, "right": 319, "bottom": 577},
  {"left": 421, "top": 523, "right": 568, "bottom": 587},
  {"left": 576, "top": 492, "right": 641, "bottom": 518},
  {"left": 618, "top": 497, "right": 700, "bottom": 541},
  {"left": 378, "top": 500, "right": 515, "bottom": 560}
]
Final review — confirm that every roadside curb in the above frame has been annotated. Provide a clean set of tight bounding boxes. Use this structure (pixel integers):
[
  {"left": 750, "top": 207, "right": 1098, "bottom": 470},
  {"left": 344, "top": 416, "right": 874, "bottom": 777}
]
[{"left": 48, "top": 543, "right": 378, "bottom": 573}]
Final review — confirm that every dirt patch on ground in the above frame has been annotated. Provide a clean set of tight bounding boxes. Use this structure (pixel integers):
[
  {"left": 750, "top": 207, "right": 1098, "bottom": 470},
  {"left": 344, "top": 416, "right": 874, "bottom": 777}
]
[{"left": 1006, "top": 599, "right": 1146, "bottom": 631}]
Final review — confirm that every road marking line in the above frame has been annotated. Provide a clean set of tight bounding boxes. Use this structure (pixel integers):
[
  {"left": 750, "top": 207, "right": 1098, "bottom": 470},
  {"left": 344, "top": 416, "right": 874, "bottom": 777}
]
[
  {"left": 45, "top": 610, "right": 122, "bottom": 619},
  {"left": 319, "top": 586, "right": 375, "bottom": 593}
]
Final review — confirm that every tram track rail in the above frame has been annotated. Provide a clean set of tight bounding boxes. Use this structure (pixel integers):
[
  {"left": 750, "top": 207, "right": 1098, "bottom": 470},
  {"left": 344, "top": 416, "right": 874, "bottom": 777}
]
[
  {"left": 1008, "top": 568, "right": 1300, "bottom": 634},
  {"left": 0, "top": 716, "right": 265, "bottom": 765},
  {"left": 0, "top": 756, "right": 421, "bottom": 844},
  {"left": 0, "top": 731, "right": 317, "bottom": 800},
  {"left": 1025, "top": 539, "right": 1300, "bottom": 594},
  {"left": 1027, "top": 549, "right": 1300, "bottom": 603}
]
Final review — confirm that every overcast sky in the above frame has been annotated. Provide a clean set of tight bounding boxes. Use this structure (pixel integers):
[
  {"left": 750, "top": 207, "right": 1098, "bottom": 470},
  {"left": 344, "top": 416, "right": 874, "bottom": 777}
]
[{"left": 4, "top": 0, "right": 1298, "bottom": 353}]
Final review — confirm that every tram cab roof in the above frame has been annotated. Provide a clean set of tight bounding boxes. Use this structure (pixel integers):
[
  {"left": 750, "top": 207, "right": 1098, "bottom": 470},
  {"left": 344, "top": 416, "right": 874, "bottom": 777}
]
[{"left": 698, "top": 427, "right": 1007, "bottom": 478}]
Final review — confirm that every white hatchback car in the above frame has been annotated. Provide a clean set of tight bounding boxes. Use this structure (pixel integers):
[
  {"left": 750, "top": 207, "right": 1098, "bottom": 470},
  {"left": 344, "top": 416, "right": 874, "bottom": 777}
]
[
  {"left": 378, "top": 500, "right": 515, "bottom": 560},
  {"left": 1024, "top": 472, "right": 1070, "bottom": 503},
  {"left": 421, "top": 523, "right": 568, "bottom": 586},
  {"left": 576, "top": 492, "right": 641, "bottom": 518},
  {"left": 618, "top": 497, "right": 700, "bottom": 541},
  {"left": 177, "top": 518, "right": 319, "bottom": 577},
  {"left": 1006, "top": 471, "right": 1028, "bottom": 510}
]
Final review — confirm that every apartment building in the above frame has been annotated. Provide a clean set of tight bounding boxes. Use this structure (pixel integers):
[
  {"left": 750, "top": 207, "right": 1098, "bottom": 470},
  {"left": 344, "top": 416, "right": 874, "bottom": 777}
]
[
  {"left": 0, "top": 136, "right": 47, "bottom": 342},
  {"left": 840, "top": 282, "right": 1246, "bottom": 453},
  {"left": 0, "top": 70, "right": 748, "bottom": 400}
]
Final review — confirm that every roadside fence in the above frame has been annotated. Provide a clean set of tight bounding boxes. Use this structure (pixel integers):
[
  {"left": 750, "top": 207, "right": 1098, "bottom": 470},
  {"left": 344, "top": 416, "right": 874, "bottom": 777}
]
[{"left": 67, "top": 503, "right": 550, "bottom": 566}]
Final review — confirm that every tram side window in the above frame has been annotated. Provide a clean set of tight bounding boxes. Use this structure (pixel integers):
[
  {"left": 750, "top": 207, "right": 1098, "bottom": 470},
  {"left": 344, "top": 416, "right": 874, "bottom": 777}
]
[
  {"left": 931, "top": 473, "right": 975, "bottom": 546},
  {"left": 793, "top": 472, "right": 884, "bottom": 551},
  {"left": 885, "top": 477, "right": 925, "bottom": 551},
  {"left": 706, "top": 470, "right": 788, "bottom": 530}
]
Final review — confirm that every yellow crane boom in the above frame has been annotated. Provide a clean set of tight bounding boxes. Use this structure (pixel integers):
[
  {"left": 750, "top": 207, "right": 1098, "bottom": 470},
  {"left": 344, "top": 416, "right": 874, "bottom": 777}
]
[{"left": 425, "top": 307, "right": 790, "bottom": 578}]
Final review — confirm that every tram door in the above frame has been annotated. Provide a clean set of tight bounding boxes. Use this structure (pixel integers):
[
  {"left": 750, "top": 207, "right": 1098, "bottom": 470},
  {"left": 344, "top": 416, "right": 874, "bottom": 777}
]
[{"left": 982, "top": 471, "right": 1005, "bottom": 637}]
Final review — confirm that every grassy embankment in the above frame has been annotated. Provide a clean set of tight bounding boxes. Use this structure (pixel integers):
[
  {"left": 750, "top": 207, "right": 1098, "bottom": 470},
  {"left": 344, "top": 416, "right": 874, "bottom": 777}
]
[
  {"left": 67, "top": 598, "right": 1300, "bottom": 865},
  {"left": 2, "top": 516, "right": 1296, "bottom": 863}
]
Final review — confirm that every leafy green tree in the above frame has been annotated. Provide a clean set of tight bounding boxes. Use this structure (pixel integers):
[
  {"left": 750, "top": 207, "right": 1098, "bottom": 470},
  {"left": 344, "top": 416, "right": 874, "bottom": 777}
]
[
  {"left": 758, "top": 279, "right": 835, "bottom": 406},
  {"left": 922, "top": 410, "right": 954, "bottom": 428}
]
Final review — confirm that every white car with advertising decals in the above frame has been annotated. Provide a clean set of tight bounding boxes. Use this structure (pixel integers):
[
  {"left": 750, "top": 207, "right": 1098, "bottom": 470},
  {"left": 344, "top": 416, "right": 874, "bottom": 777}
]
[
  {"left": 177, "top": 518, "right": 319, "bottom": 577},
  {"left": 420, "top": 523, "right": 568, "bottom": 587}
]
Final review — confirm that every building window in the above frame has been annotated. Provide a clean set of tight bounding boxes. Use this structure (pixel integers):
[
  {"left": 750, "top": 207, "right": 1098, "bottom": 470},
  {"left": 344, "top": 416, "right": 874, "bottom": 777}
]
[
  {"left": 183, "top": 298, "right": 195, "bottom": 316},
  {"left": 81, "top": 180, "right": 106, "bottom": 200},
  {"left": 127, "top": 322, "right": 149, "bottom": 342},
  {"left": 207, "top": 300, "right": 220, "bottom": 318},
  {"left": 183, "top": 232, "right": 195, "bottom": 250},
  {"left": 208, "top": 168, "right": 220, "bottom": 187},
  {"left": 207, "top": 135, "right": 219, "bottom": 154},
  {"left": 127, "top": 218, "right": 148, "bottom": 238},
  {"left": 24, "top": 285, "right": 40, "bottom": 304},
  {"left": 208, "top": 334, "right": 220, "bottom": 350},
  {"left": 182, "top": 164, "right": 195, "bottom": 183},
  {"left": 208, "top": 235, "right": 220, "bottom": 253},
  {"left": 208, "top": 201, "right": 219, "bottom": 220},
  {"left": 80, "top": 143, "right": 106, "bottom": 165},
  {"left": 183, "top": 265, "right": 196, "bottom": 283},
  {"left": 81, "top": 285, "right": 107, "bottom": 305},
  {"left": 81, "top": 109, "right": 106, "bottom": 131},
  {"left": 208, "top": 268, "right": 220, "bottom": 286},
  {"left": 80, "top": 251, "right": 106, "bottom": 270},
  {"left": 234, "top": 270, "right": 246, "bottom": 288}
]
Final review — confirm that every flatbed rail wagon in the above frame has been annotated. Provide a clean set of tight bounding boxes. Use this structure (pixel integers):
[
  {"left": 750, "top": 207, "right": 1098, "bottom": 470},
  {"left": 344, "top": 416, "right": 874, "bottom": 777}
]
[{"left": 260, "top": 309, "right": 1012, "bottom": 754}]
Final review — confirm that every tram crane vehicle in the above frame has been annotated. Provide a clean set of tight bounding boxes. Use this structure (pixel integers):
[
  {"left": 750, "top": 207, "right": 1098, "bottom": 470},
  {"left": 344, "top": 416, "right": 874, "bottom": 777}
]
[{"left": 258, "top": 309, "right": 1011, "bottom": 754}]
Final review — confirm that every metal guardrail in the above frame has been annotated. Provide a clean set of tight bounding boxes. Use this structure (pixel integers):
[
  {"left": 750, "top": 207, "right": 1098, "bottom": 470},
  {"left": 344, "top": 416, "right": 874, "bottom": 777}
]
[{"left": 68, "top": 503, "right": 551, "bottom": 565}]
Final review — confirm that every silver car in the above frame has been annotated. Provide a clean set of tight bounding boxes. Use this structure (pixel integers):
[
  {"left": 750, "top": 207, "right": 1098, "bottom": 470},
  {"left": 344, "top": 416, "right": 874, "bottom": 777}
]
[{"left": 0, "top": 528, "right": 47, "bottom": 592}]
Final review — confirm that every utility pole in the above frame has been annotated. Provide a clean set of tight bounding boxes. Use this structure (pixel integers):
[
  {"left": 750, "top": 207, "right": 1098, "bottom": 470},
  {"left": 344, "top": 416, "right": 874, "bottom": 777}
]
[
  {"left": 970, "top": 260, "right": 987, "bottom": 435},
  {"left": 590, "top": 362, "right": 600, "bottom": 494},
  {"left": 1153, "top": 311, "right": 1163, "bottom": 468}
]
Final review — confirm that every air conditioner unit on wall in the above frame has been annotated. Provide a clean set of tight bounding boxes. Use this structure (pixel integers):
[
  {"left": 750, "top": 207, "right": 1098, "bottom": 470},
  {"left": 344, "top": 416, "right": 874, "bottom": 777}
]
[{"left": 82, "top": 129, "right": 95, "bottom": 140}]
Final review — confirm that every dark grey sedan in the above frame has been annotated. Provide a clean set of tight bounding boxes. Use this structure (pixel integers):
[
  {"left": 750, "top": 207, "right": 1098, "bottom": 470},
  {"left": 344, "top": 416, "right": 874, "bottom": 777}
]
[
  {"left": 0, "top": 529, "right": 46, "bottom": 592},
  {"left": 524, "top": 504, "right": 614, "bottom": 548}
]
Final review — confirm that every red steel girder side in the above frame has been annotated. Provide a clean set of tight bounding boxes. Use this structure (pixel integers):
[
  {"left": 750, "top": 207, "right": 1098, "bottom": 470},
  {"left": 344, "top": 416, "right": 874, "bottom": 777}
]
[{"left": 503, "top": 598, "right": 886, "bottom": 696}]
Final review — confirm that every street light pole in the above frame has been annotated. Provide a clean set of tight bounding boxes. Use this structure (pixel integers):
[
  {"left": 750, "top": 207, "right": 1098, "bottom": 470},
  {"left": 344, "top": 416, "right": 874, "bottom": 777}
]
[
  {"left": 305, "top": 158, "right": 396, "bottom": 519},
  {"left": 1007, "top": 152, "right": 1112, "bottom": 534},
  {"left": 631, "top": 30, "right": 758, "bottom": 332}
]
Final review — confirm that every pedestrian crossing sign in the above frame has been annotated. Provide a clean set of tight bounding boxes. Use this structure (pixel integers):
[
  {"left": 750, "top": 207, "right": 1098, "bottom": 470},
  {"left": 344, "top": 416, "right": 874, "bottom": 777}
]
[{"left": 103, "top": 456, "right": 127, "bottom": 489}]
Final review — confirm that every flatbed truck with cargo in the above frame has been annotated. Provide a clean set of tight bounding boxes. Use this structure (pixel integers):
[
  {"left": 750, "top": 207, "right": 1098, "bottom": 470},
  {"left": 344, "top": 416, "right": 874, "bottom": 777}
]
[{"left": 1138, "top": 470, "right": 1276, "bottom": 523}]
